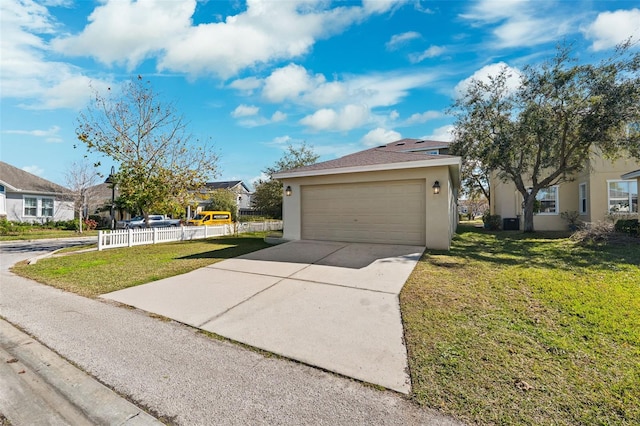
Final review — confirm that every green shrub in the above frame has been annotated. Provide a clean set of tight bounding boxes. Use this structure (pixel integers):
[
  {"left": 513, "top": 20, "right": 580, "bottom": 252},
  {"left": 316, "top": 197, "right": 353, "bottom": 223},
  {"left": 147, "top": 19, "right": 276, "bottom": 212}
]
[
  {"left": 614, "top": 219, "right": 639, "bottom": 236},
  {"left": 482, "top": 212, "right": 501, "bottom": 230}
]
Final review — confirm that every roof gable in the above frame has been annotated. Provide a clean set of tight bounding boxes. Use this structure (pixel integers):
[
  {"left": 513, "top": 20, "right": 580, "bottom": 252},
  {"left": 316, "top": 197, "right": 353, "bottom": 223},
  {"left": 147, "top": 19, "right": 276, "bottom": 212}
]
[
  {"left": 0, "top": 161, "right": 70, "bottom": 195},
  {"left": 205, "top": 180, "right": 251, "bottom": 192}
]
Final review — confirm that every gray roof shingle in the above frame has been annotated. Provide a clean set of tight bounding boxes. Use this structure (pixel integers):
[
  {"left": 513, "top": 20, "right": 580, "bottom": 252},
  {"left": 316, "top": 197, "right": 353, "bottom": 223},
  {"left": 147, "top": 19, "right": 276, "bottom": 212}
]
[
  {"left": 0, "top": 161, "right": 71, "bottom": 195},
  {"left": 276, "top": 139, "right": 455, "bottom": 175}
]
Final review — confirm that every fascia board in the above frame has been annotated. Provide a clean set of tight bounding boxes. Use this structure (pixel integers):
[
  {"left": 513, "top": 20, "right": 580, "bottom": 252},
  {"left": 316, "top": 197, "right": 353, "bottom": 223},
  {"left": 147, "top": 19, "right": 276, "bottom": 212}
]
[{"left": 274, "top": 157, "right": 461, "bottom": 179}]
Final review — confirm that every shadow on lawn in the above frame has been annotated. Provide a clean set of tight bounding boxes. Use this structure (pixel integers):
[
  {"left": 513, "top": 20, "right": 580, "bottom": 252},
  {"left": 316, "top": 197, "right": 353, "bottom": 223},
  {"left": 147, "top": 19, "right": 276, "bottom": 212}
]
[
  {"left": 176, "top": 236, "right": 270, "bottom": 260},
  {"left": 429, "top": 225, "right": 640, "bottom": 271}
]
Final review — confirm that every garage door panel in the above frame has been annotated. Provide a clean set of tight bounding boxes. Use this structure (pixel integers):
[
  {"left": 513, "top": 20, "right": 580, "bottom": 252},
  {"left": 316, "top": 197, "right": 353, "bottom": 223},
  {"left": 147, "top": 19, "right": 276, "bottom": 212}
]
[{"left": 301, "top": 180, "right": 426, "bottom": 245}]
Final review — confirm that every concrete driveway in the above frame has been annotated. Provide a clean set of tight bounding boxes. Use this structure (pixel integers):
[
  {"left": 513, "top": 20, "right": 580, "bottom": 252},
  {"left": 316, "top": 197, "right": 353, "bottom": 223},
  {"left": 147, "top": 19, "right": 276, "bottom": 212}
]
[{"left": 102, "top": 240, "right": 424, "bottom": 394}]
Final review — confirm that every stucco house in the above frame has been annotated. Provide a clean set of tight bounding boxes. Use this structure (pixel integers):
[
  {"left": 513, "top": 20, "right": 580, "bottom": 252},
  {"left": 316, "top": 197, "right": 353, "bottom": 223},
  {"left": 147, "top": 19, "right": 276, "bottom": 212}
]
[
  {"left": 491, "top": 153, "right": 640, "bottom": 231},
  {"left": 0, "top": 161, "right": 74, "bottom": 223},
  {"left": 274, "top": 139, "right": 461, "bottom": 250}
]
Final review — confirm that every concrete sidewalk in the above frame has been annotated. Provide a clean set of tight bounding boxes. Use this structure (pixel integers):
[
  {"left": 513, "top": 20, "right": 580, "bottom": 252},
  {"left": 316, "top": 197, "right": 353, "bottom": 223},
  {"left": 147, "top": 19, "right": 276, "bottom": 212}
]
[
  {"left": 103, "top": 240, "right": 424, "bottom": 393},
  {"left": 0, "top": 319, "right": 162, "bottom": 425}
]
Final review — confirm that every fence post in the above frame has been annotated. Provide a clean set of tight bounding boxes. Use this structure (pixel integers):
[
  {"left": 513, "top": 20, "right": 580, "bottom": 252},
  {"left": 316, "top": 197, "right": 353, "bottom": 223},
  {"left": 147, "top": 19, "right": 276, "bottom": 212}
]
[
  {"left": 128, "top": 228, "right": 133, "bottom": 247},
  {"left": 153, "top": 228, "right": 158, "bottom": 244},
  {"left": 98, "top": 230, "right": 103, "bottom": 251}
]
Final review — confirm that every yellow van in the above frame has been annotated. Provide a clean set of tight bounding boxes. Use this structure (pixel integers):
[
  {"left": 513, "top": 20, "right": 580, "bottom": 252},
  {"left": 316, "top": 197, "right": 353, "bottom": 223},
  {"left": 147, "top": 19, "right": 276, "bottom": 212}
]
[{"left": 186, "top": 211, "right": 232, "bottom": 226}]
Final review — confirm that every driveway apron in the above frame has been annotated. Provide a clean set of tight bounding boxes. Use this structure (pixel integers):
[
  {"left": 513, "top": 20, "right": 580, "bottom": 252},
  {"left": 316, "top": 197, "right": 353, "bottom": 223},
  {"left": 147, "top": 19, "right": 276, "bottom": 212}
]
[{"left": 103, "top": 240, "right": 424, "bottom": 394}]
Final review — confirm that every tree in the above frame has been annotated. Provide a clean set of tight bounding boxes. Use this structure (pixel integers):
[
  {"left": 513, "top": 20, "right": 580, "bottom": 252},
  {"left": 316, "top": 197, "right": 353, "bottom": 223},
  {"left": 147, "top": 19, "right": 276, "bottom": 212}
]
[
  {"left": 252, "top": 143, "right": 319, "bottom": 218},
  {"left": 450, "top": 44, "right": 640, "bottom": 232},
  {"left": 205, "top": 189, "right": 238, "bottom": 221},
  {"left": 64, "top": 160, "right": 100, "bottom": 233},
  {"left": 76, "top": 76, "right": 219, "bottom": 226}
]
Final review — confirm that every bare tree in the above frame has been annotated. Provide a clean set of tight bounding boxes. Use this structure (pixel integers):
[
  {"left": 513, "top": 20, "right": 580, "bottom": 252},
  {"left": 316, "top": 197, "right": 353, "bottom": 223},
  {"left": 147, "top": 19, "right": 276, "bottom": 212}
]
[
  {"left": 76, "top": 76, "right": 219, "bottom": 226},
  {"left": 64, "top": 160, "right": 100, "bottom": 233}
]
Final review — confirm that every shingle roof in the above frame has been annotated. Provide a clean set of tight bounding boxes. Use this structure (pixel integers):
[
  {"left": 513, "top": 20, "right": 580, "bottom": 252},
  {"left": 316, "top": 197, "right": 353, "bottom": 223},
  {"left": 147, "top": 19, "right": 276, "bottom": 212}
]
[
  {"left": 275, "top": 139, "right": 455, "bottom": 176},
  {"left": 204, "top": 180, "right": 250, "bottom": 192},
  {"left": 0, "top": 161, "right": 71, "bottom": 194}
]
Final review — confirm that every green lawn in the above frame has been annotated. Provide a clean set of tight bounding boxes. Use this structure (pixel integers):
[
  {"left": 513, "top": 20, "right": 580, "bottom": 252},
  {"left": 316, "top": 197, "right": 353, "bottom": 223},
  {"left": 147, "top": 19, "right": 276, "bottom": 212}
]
[
  {"left": 0, "top": 229, "right": 99, "bottom": 241},
  {"left": 11, "top": 234, "right": 270, "bottom": 297},
  {"left": 401, "top": 225, "right": 639, "bottom": 425}
]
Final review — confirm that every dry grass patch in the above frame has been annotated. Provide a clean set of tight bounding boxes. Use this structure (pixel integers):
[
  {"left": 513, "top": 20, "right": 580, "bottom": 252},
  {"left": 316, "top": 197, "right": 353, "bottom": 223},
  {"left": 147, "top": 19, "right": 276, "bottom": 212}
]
[{"left": 401, "top": 226, "right": 639, "bottom": 425}]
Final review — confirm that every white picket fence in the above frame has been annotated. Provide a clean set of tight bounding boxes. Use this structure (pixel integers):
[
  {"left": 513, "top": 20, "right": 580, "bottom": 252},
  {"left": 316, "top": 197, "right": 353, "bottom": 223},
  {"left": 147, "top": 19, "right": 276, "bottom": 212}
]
[{"left": 97, "top": 221, "right": 283, "bottom": 251}]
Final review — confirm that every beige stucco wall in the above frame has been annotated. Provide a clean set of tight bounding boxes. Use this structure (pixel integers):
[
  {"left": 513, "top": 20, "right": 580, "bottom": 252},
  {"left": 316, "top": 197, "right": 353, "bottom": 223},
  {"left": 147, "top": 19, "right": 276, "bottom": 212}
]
[
  {"left": 281, "top": 166, "right": 455, "bottom": 250},
  {"left": 491, "top": 153, "right": 640, "bottom": 231}
]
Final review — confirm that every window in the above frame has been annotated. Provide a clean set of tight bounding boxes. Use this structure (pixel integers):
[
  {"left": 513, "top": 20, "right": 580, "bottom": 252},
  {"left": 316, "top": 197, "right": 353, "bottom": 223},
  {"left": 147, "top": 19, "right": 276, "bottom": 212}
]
[
  {"left": 24, "top": 197, "right": 37, "bottom": 216},
  {"left": 536, "top": 186, "right": 559, "bottom": 214},
  {"left": 0, "top": 184, "right": 5, "bottom": 215},
  {"left": 41, "top": 198, "right": 54, "bottom": 217},
  {"left": 608, "top": 180, "right": 638, "bottom": 213},
  {"left": 425, "top": 150, "right": 439, "bottom": 155},
  {"left": 579, "top": 183, "right": 587, "bottom": 215}
]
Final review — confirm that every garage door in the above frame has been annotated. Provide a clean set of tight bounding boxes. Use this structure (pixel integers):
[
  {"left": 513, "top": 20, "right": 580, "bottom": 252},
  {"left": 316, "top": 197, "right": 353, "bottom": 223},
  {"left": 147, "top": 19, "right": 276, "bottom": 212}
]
[{"left": 301, "top": 180, "right": 426, "bottom": 245}]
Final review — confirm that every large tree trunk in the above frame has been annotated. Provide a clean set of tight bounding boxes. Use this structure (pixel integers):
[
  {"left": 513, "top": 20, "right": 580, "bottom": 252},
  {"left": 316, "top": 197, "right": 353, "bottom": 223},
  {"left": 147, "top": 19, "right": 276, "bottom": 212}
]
[{"left": 522, "top": 194, "right": 536, "bottom": 232}]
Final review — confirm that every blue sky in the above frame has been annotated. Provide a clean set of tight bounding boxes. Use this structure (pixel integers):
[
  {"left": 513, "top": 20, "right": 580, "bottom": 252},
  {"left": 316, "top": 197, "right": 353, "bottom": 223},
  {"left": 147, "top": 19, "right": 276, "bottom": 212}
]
[{"left": 1, "top": 0, "right": 639, "bottom": 189}]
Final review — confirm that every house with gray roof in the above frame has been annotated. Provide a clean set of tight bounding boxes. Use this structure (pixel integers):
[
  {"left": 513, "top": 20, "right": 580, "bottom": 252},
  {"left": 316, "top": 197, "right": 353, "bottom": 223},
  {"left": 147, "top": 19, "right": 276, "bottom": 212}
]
[
  {"left": 0, "top": 161, "right": 74, "bottom": 223},
  {"left": 274, "top": 139, "right": 460, "bottom": 250}
]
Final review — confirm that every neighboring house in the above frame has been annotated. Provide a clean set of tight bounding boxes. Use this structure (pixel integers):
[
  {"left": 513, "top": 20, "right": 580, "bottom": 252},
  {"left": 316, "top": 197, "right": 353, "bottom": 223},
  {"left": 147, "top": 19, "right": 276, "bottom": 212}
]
[
  {"left": 84, "top": 182, "right": 130, "bottom": 225},
  {"left": 491, "top": 153, "right": 640, "bottom": 231},
  {"left": 191, "top": 180, "right": 253, "bottom": 216},
  {"left": 274, "top": 138, "right": 461, "bottom": 250},
  {"left": 0, "top": 161, "right": 74, "bottom": 223}
]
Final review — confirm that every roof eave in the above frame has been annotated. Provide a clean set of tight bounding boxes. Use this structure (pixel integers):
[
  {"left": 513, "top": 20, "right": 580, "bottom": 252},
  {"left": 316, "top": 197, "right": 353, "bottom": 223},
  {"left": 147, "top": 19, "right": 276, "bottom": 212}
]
[
  {"left": 274, "top": 156, "right": 461, "bottom": 179},
  {"left": 621, "top": 169, "right": 640, "bottom": 179}
]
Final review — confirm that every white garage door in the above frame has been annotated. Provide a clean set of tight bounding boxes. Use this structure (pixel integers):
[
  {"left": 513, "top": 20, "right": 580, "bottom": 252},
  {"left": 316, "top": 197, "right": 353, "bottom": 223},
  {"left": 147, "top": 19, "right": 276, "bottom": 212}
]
[{"left": 301, "top": 180, "right": 426, "bottom": 245}]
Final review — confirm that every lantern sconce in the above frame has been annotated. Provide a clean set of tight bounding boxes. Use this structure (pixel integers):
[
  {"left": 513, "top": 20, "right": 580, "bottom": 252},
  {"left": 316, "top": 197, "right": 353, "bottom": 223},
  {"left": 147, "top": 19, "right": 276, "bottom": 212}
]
[
  {"left": 432, "top": 181, "right": 441, "bottom": 195},
  {"left": 285, "top": 185, "right": 292, "bottom": 196}
]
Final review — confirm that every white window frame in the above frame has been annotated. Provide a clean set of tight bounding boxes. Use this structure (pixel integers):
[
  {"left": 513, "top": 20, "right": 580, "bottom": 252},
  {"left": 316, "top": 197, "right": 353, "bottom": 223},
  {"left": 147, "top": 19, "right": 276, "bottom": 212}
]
[
  {"left": 0, "top": 184, "right": 5, "bottom": 216},
  {"left": 579, "top": 182, "right": 587, "bottom": 215},
  {"left": 41, "top": 197, "right": 54, "bottom": 217},
  {"left": 607, "top": 180, "right": 638, "bottom": 213},
  {"left": 23, "top": 196, "right": 38, "bottom": 217},
  {"left": 536, "top": 186, "right": 559, "bottom": 215}
]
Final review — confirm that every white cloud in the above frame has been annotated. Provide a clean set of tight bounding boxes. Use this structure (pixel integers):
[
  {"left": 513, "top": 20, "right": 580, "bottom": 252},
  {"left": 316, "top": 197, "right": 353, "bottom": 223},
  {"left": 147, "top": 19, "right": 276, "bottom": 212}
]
[
  {"left": 0, "top": 0, "right": 110, "bottom": 109},
  {"left": 422, "top": 125, "right": 454, "bottom": 142},
  {"left": 386, "top": 31, "right": 421, "bottom": 50},
  {"left": 262, "top": 63, "right": 316, "bottom": 102},
  {"left": 4, "top": 125, "right": 60, "bottom": 137},
  {"left": 405, "top": 110, "right": 443, "bottom": 124},
  {"left": 271, "top": 111, "right": 287, "bottom": 122},
  {"left": 454, "top": 62, "right": 521, "bottom": 98},
  {"left": 389, "top": 110, "right": 399, "bottom": 120},
  {"left": 361, "top": 128, "right": 402, "bottom": 146},
  {"left": 584, "top": 9, "right": 640, "bottom": 51},
  {"left": 260, "top": 64, "right": 434, "bottom": 112},
  {"left": 409, "top": 45, "right": 445, "bottom": 63},
  {"left": 52, "top": 1, "right": 196, "bottom": 69},
  {"left": 231, "top": 104, "right": 260, "bottom": 118},
  {"left": 300, "top": 104, "right": 370, "bottom": 132},
  {"left": 272, "top": 135, "right": 294, "bottom": 145},
  {"left": 51, "top": 0, "right": 406, "bottom": 79},
  {"left": 22, "top": 165, "right": 45, "bottom": 176},
  {"left": 460, "top": 0, "right": 575, "bottom": 48},
  {"left": 229, "top": 76, "right": 262, "bottom": 92}
]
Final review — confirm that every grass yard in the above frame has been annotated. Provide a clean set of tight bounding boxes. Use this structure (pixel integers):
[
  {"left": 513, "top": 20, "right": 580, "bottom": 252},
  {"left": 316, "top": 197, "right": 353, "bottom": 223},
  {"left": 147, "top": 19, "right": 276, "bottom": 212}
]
[
  {"left": 401, "top": 225, "right": 640, "bottom": 425},
  {"left": 0, "top": 229, "right": 99, "bottom": 241},
  {"left": 11, "top": 234, "right": 270, "bottom": 297}
]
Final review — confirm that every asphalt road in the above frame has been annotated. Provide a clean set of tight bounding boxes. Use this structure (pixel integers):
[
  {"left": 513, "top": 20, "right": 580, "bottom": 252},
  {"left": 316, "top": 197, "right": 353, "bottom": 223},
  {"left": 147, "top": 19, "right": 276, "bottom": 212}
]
[{"left": 0, "top": 239, "right": 463, "bottom": 425}]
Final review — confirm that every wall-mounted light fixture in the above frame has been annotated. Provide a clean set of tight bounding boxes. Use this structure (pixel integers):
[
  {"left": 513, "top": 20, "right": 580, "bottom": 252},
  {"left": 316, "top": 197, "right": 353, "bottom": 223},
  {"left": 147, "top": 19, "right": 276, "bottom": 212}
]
[
  {"left": 285, "top": 185, "right": 292, "bottom": 196},
  {"left": 432, "top": 180, "right": 441, "bottom": 195}
]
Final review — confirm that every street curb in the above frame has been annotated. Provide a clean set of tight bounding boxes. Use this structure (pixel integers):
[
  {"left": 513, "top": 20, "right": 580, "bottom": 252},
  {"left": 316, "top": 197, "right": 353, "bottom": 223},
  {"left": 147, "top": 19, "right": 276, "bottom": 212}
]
[{"left": 0, "top": 319, "right": 164, "bottom": 425}]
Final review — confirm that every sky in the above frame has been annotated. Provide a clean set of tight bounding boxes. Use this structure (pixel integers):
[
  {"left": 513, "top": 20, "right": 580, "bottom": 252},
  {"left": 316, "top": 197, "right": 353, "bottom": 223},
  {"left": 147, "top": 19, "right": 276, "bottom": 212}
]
[{"left": 1, "top": 0, "right": 639, "bottom": 189}]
